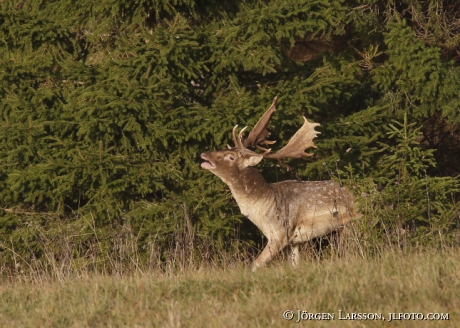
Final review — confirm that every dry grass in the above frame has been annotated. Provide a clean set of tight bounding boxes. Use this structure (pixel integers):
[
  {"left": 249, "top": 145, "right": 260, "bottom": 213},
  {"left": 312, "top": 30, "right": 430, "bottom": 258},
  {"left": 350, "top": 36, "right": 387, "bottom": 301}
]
[{"left": 0, "top": 248, "right": 458, "bottom": 327}]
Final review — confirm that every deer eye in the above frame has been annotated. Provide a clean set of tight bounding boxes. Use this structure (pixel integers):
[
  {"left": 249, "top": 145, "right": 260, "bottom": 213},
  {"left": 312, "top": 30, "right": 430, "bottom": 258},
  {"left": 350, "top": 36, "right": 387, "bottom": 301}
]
[{"left": 225, "top": 154, "right": 235, "bottom": 161}]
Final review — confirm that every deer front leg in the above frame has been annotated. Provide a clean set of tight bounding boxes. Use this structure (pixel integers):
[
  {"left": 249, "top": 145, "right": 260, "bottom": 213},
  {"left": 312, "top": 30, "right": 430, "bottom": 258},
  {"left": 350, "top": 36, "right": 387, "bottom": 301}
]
[
  {"left": 252, "top": 239, "right": 286, "bottom": 272},
  {"left": 290, "top": 245, "right": 300, "bottom": 267}
]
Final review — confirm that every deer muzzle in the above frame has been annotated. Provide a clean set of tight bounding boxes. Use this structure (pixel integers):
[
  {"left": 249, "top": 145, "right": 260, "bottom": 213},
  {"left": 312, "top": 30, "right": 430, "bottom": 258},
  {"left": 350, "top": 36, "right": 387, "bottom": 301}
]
[{"left": 201, "top": 153, "right": 215, "bottom": 170}]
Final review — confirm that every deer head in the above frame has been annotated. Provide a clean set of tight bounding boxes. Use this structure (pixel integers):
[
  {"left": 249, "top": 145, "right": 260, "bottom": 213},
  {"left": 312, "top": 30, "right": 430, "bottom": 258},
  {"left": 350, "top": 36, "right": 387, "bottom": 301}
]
[{"left": 200, "top": 97, "right": 321, "bottom": 183}]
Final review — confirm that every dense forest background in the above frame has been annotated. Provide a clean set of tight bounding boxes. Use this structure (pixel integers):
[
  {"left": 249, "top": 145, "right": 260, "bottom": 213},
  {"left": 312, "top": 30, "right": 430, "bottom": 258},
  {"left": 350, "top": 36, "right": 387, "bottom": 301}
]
[{"left": 1, "top": 0, "right": 459, "bottom": 275}]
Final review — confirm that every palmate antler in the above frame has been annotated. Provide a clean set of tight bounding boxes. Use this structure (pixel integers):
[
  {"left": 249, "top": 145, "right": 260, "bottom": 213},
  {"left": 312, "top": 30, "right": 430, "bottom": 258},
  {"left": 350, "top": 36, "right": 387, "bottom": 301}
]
[{"left": 232, "top": 97, "right": 321, "bottom": 162}]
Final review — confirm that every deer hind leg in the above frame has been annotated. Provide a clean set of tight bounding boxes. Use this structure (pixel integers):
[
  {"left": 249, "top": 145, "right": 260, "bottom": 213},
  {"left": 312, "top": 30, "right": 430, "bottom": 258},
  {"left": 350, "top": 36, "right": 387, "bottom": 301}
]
[
  {"left": 290, "top": 245, "right": 300, "bottom": 267},
  {"left": 252, "top": 240, "right": 285, "bottom": 272}
]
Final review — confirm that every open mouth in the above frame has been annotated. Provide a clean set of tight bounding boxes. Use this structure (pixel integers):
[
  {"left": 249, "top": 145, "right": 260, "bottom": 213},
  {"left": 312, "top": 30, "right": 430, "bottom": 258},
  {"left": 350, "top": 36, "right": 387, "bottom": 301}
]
[{"left": 201, "top": 153, "right": 215, "bottom": 170}]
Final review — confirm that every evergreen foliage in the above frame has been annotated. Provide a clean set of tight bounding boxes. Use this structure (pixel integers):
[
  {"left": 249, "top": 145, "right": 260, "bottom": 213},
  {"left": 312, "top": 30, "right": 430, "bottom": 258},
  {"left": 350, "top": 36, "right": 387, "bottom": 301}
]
[{"left": 1, "top": 0, "right": 459, "bottom": 273}]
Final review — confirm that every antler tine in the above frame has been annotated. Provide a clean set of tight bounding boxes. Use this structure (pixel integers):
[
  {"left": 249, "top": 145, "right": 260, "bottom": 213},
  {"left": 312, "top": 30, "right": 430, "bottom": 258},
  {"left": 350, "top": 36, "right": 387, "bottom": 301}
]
[
  {"left": 238, "top": 126, "right": 248, "bottom": 146},
  {"left": 232, "top": 125, "right": 252, "bottom": 153},
  {"left": 232, "top": 124, "right": 239, "bottom": 149},
  {"left": 265, "top": 117, "right": 321, "bottom": 159}
]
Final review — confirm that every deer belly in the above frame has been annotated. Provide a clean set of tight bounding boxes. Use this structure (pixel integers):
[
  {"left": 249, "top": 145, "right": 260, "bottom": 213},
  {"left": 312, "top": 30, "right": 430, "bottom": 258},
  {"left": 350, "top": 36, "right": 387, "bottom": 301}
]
[{"left": 290, "top": 209, "right": 345, "bottom": 243}]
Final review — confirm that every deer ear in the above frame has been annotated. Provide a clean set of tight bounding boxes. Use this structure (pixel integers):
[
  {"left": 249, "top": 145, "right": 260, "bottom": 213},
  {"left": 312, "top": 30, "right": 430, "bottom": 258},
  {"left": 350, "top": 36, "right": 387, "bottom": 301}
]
[{"left": 243, "top": 154, "right": 263, "bottom": 167}]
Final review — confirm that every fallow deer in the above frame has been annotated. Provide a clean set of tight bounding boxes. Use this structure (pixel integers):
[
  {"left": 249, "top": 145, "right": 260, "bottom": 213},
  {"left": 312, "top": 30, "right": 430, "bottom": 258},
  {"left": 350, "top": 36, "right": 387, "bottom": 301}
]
[{"left": 201, "top": 97, "right": 358, "bottom": 271}]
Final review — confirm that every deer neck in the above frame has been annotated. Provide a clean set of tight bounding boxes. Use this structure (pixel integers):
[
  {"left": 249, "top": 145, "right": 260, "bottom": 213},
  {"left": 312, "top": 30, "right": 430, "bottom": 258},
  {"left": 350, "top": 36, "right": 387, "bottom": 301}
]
[{"left": 226, "top": 167, "right": 274, "bottom": 227}]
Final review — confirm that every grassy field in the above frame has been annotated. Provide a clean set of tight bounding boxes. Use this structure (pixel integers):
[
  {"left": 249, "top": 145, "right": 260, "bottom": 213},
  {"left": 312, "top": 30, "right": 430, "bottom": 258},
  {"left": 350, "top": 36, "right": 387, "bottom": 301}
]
[{"left": 0, "top": 248, "right": 458, "bottom": 327}]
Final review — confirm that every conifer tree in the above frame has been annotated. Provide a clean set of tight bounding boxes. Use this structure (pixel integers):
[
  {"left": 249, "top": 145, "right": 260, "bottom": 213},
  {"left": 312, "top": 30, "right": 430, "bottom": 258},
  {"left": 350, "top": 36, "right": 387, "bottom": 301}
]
[{"left": 0, "top": 0, "right": 458, "bottom": 272}]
